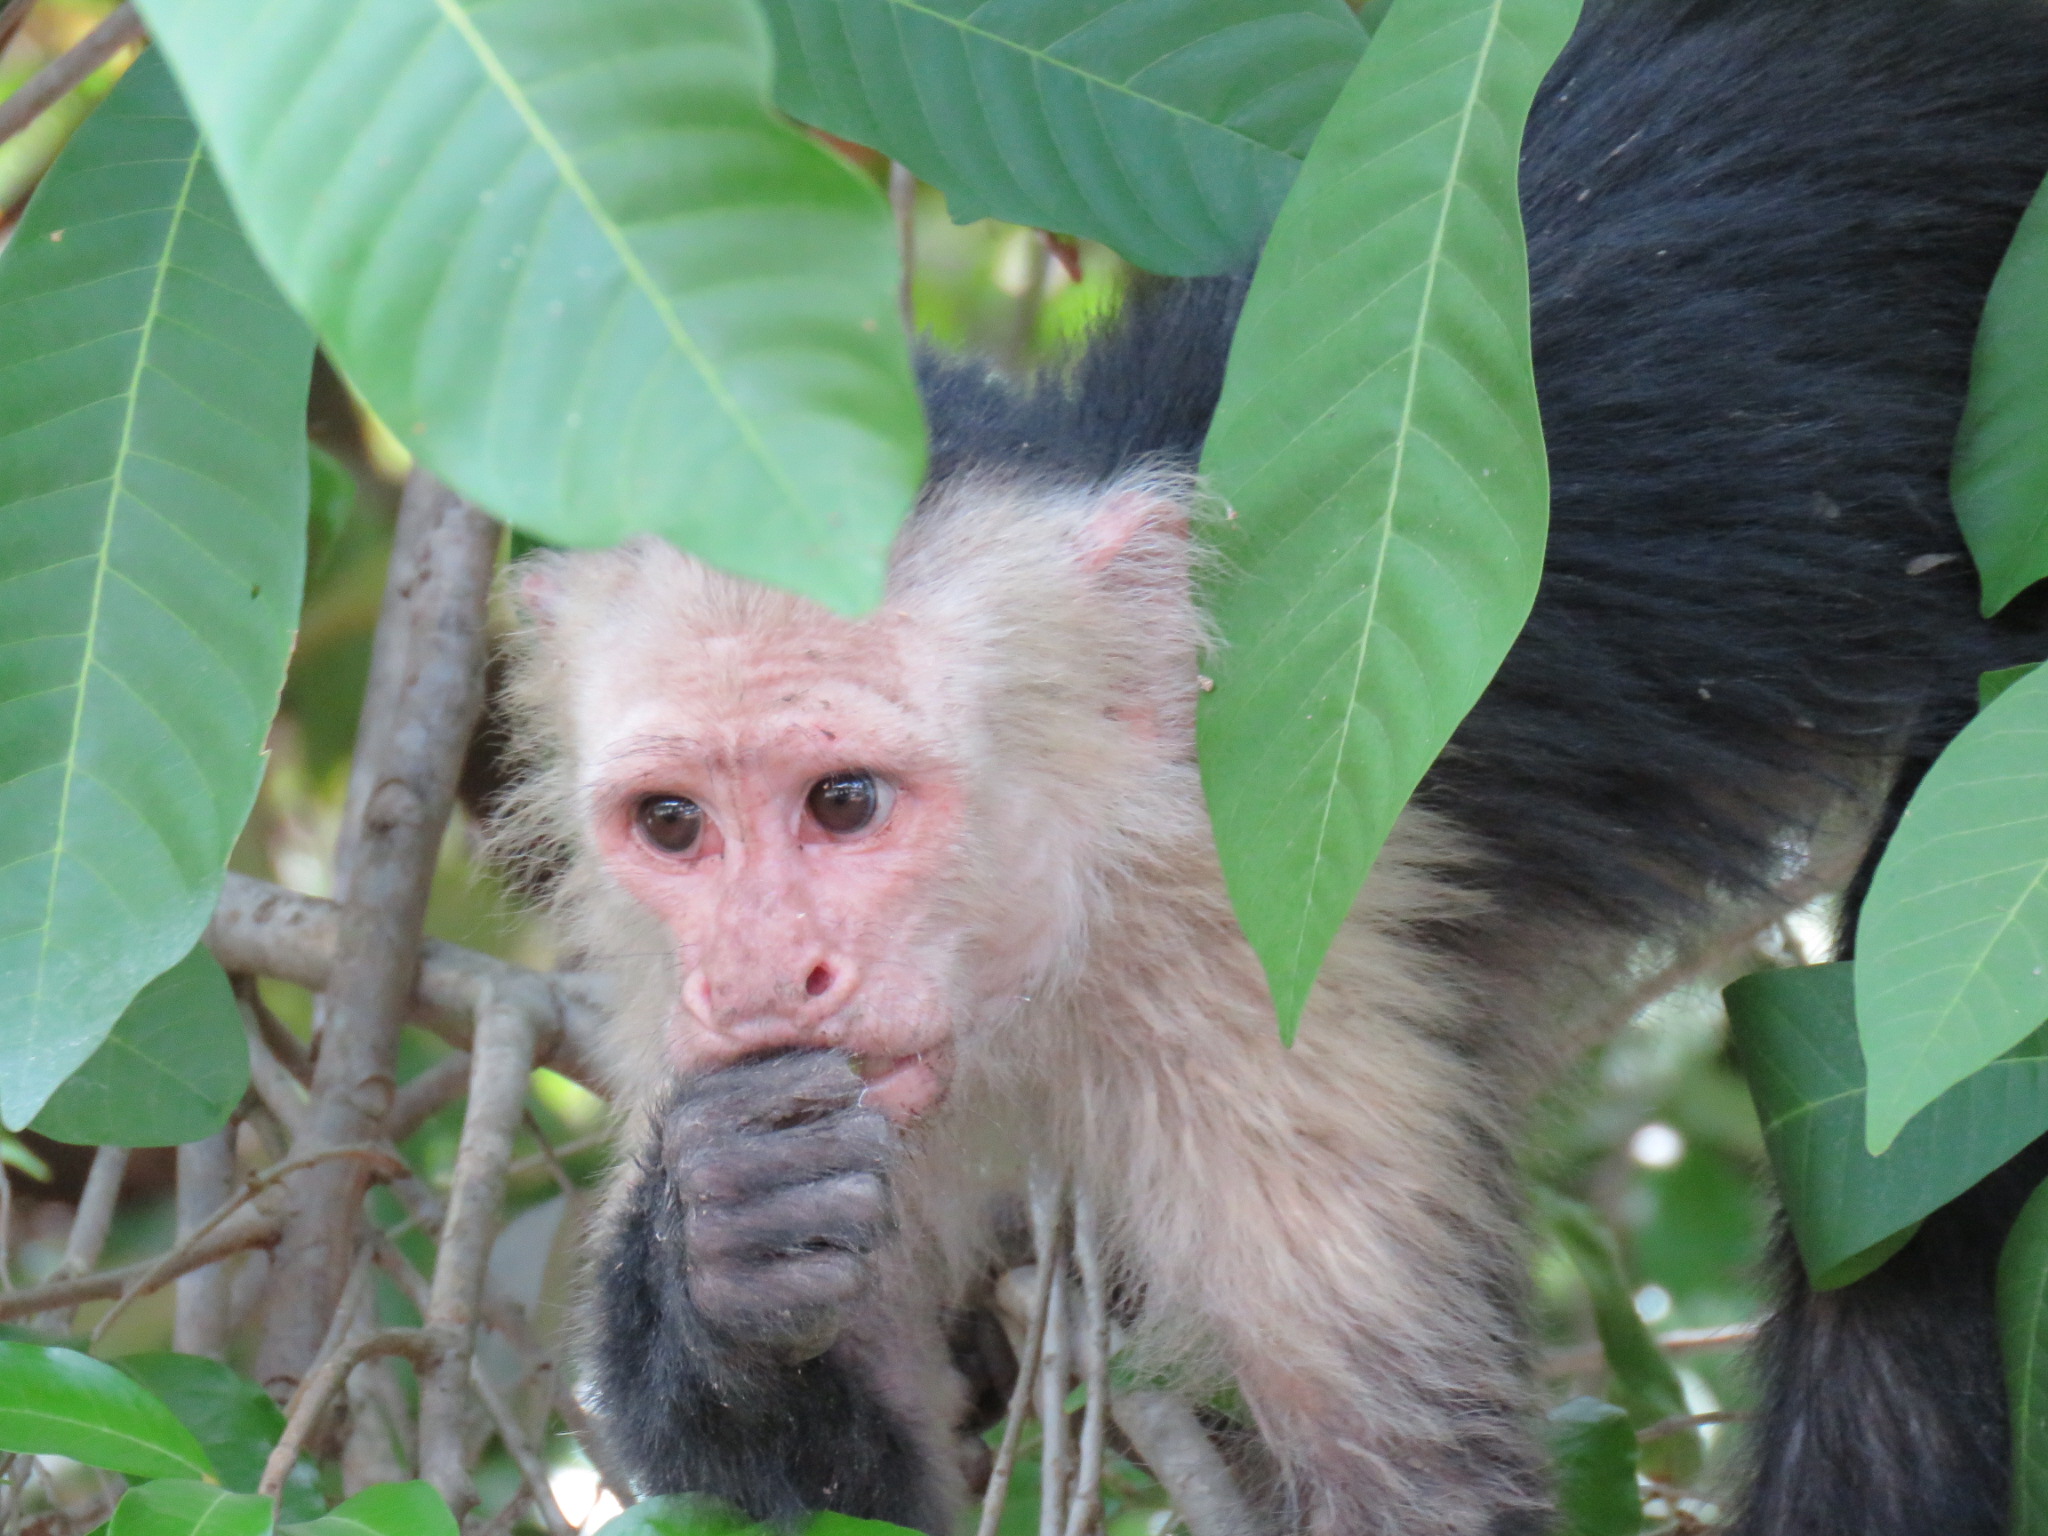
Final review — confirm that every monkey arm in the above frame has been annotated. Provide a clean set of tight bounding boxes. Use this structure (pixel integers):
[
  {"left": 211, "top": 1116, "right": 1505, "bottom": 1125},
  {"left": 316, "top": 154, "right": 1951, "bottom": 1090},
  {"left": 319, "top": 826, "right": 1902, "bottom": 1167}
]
[{"left": 585, "top": 1054, "right": 965, "bottom": 1534}]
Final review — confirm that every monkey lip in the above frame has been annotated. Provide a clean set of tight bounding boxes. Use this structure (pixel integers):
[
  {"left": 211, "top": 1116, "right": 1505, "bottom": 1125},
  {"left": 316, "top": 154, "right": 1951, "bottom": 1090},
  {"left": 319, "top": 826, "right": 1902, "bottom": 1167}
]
[{"left": 850, "top": 1052, "right": 945, "bottom": 1120}]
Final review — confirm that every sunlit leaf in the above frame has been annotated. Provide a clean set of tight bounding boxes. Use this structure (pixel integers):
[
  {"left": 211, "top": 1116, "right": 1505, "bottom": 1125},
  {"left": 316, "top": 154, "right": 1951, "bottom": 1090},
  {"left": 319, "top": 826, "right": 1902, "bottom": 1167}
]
[
  {"left": 32, "top": 945, "right": 247, "bottom": 1147},
  {"left": 1954, "top": 171, "right": 2048, "bottom": 616},
  {"left": 282, "top": 1481, "right": 457, "bottom": 1536},
  {"left": 1542, "top": 1192, "right": 1696, "bottom": 1482},
  {"left": 2001, "top": 1173, "right": 2048, "bottom": 1536},
  {"left": 1729, "top": 961, "right": 2048, "bottom": 1286},
  {"left": 0, "top": 1341, "right": 215, "bottom": 1480},
  {"left": 1858, "top": 663, "right": 2048, "bottom": 1152},
  {"left": 0, "top": 48, "right": 310, "bottom": 1129},
  {"left": 1545, "top": 1397, "right": 1640, "bottom": 1536},
  {"left": 1197, "top": 0, "right": 1582, "bottom": 1034},
  {"left": 137, "top": 0, "right": 923, "bottom": 615},
  {"left": 762, "top": 0, "right": 1366, "bottom": 274},
  {"left": 110, "top": 1482, "right": 269, "bottom": 1536}
]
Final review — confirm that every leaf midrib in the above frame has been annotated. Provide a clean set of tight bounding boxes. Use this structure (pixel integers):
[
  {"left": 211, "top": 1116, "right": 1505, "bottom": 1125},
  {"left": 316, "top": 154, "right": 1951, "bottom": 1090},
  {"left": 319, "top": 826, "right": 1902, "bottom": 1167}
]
[
  {"left": 26, "top": 132, "right": 206, "bottom": 1032},
  {"left": 427, "top": 0, "right": 813, "bottom": 528},
  {"left": 1289, "top": 0, "right": 1508, "bottom": 976}
]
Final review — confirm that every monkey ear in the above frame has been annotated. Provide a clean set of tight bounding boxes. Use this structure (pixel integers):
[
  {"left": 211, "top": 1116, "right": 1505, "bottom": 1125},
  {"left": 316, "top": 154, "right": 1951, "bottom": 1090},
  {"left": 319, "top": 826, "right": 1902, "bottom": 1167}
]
[
  {"left": 1075, "top": 488, "right": 1192, "bottom": 587},
  {"left": 512, "top": 562, "right": 564, "bottom": 630}
]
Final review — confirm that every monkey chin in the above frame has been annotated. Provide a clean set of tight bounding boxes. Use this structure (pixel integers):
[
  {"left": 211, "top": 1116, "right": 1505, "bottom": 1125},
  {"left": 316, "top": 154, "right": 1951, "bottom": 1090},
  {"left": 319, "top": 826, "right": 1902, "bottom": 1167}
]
[{"left": 849, "top": 1050, "right": 948, "bottom": 1122}]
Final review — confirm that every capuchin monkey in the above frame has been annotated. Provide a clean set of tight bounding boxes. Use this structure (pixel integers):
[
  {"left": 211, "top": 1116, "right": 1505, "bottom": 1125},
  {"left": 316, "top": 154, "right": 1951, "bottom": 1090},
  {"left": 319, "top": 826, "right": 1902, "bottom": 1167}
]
[{"left": 497, "top": 0, "right": 2048, "bottom": 1531}]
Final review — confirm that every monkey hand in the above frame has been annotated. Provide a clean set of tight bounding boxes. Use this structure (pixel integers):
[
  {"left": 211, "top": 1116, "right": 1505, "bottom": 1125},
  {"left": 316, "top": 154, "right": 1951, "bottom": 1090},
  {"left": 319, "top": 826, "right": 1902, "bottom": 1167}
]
[{"left": 661, "top": 1050, "right": 900, "bottom": 1361}]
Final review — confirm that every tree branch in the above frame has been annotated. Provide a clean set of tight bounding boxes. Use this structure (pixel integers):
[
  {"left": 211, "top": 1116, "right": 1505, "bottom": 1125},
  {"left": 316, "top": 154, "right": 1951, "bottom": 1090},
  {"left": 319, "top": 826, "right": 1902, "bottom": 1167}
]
[
  {"left": 173, "top": 1130, "right": 236, "bottom": 1358},
  {"left": 206, "top": 874, "right": 608, "bottom": 1091},
  {"left": 0, "top": 1205, "right": 281, "bottom": 1323},
  {"left": 257, "top": 470, "right": 499, "bottom": 1398},
  {"left": 0, "top": 3, "right": 141, "bottom": 150},
  {"left": 417, "top": 984, "right": 547, "bottom": 1515}
]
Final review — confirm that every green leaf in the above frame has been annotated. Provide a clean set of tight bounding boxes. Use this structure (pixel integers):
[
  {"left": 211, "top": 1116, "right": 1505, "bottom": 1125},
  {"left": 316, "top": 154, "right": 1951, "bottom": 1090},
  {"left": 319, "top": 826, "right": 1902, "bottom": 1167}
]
[
  {"left": 2002, "top": 1174, "right": 2048, "bottom": 1536},
  {"left": 1545, "top": 1398, "right": 1640, "bottom": 1536},
  {"left": 0, "top": 1340, "right": 216, "bottom": 1480},
  {"left": 282, "top": 1481, "right": 457, "bottom": 1536},
  {"left": 1729, "top": 961, "right": 2048, "bottom": 1286},
  {"left": 110, "top": 1482, "right": 271, "bottom": 1536},
  {"left": 1196, "top": 0, "right": 1581, "bottom": 1034},
  {"left": 1985, "top": 663, "right": 2040, "bottom": 709},
  {"left": 1953, "top": 170, "right": 2048, "bottom": 616},
  {"left": 0, "top": 48, "right": 311, "bottom": 1129},
  {"left": 137, "top": 0, "right": 923, "bottom": 616},
  {"left": 593, "top": 1497, "right": 762, "bottom": 1536},
  {"left": 113, "top": 1354, "right": 284, "bottom": 1496},
  {"left": 1857, "top": 662, "right": 2048, "bottom": 1152},
  {"left": 32, "top": 945, "right": 248, "bottom": 1147},
  {"left": 594, "top": 1499, "right": 919, "bottom": 1536},
  {"left": 760, "top": 0, "right": 1366, "bottom": 275},
  {"left": 1541, "top": 1193, "right": 1696, "bottom": 1482}
]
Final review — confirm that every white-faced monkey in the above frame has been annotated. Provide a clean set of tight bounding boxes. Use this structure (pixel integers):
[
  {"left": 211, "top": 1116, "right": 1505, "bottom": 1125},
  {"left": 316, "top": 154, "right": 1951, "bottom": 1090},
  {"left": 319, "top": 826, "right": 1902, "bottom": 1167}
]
[{"left": 499, "top": 0, "right": 2048, "bottom": 1530}]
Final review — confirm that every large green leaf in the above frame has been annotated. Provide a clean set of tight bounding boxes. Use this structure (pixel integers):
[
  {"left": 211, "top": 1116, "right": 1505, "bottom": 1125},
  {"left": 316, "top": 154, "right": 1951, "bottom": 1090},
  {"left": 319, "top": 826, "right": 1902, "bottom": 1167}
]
[
  {"left": 760, "top": 0, "right": 1366, "bottom": 275},
  {"left": 1857, "top": 663, "right": 2048, "bottom": 1152},
  {"left": 0, "top": 1341, "right": 216, "bottom": 1480},
  {"left": 110, "top": 1482, "right": 271, "bottom": 1536},
  {"left": 1197, "top": 0, "right": 1580, "bottom": 1034},
  {"left": 32, "top": 945, "right": 247, "bottom": 1147},
  {"left": 2003, "top": 1174, "right": 2048, "bottom": 1536},
  {"left": 1544, "top": 1398, "right": 1640, "bottom": 1536},
  {"left": 1729, "top": 962, "right": 2048, "bottom": 1285},
  {"left": 1954, "top": 170, "right": 2048, "bottom": 616},
  {"left": 137, "top": 0, "right": 923, "bottom": 616},
  {"left": 282, "top": 1481, "right": 457, "bottom": 1536},
  {"left": 0, "top": 48, "right": 310, "bottom": 1130}
]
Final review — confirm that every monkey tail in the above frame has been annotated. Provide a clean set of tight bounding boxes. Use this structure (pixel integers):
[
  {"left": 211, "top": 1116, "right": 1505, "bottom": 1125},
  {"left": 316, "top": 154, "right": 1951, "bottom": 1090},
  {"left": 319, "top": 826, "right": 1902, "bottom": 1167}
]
[{"left": 1729, "top": 1138, "right": 2048, "bottom": 1536}]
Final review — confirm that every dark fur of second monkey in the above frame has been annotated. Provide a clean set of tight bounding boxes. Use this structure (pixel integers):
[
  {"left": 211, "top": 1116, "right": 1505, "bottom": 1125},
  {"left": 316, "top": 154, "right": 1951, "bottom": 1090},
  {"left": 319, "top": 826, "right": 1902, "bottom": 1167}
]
[{"left": 915, "top": 0, "right": 2048, "bottom": 1531}]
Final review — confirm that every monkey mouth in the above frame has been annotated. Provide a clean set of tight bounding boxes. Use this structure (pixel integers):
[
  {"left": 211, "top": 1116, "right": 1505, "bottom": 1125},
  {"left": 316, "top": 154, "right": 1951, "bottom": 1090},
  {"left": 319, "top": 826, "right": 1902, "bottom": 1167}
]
[{"left": 850, "top": 1051, "right": 946, "bottom": 1121}]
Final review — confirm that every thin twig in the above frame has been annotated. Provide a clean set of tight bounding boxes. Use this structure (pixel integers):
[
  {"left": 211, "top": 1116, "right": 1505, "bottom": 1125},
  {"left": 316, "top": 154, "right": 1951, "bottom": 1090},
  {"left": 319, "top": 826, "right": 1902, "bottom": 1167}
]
[
  {"left": 1038, "top": 1229, "right": 1071, "bottom": 1536},
  {"left": 42, "top": 1147, "right": 125, "bottom": 1332},
  {"left": 173, "top": 1129, "right": 236, "bottom": 1359},
  {"left": 0, "top": 1161, "right": 13, "bottom": 1293},
  {"left": 471, "top": 1364, "right": 575, "bottom": 1536},
  {"left": 386, "top": 1051, "right": 473, "bottom": 1144},
  {"left": 1109, "top": 1394, "right": 1263, "bottom": 1536},
  {"left": 90, "top": 1144, "right": 402, "bottom": 1346},
  {"left": 240, "top": 979, "right": 313, "bottom": 1086},
  {"left": 977, "top": 1176, "right": 1063, "bottom": 1536},
  {"left": 370, "top": 1230, "right": 575, "bottom": 1535},
  {"left": 0, "top": 1205, "right": 281, "bottom": 1323},
  {"left": 418, "top": 984, "right": 547, "bottom": 1516},
  {"left": 890, "top": 161, "right": 917, "bottom": 334},
  {"left": 0, "top": 3, "right": 141, "bottom": 149},
  {"left": 1637, "top": 1409, "right": 1749, "bottom": 1443},
  {"left": 240, "top": 994, "right": 310, "bottom": 1137},
  {"left": 259, "top": 470, "right": 499, "bottom": 1395},
  {"left": 506, "top": 1132, "right": 606, "bottom": 1185},
  {"left": 1544, "top": 1321, "right": 1757, "bottom": 1379},
  {"left": 1064, "top": 1188, "right": 1110, "bottom": 1536},
  {"left": 0, "top": 0, "right": 38, "bottom": 58},
  {"left": 518, "top": 1109, "right": 579, "bottom": 1200},
  {"left": 556, "top": 1389, "right": 637, "bottom": 1511},
  {"left": 261, "top": 1326, "right": 437, "bottom": 1500}
]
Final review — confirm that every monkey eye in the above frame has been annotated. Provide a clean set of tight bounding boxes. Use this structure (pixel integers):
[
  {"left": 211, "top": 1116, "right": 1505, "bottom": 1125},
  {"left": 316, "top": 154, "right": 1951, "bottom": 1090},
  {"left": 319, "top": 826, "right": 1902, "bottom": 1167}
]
[
  {"left": 636, "top": 794, "right": 705, "bottom": 854},
  {"left": 806, "top": 770, "right": 887, "bottom": 836}
]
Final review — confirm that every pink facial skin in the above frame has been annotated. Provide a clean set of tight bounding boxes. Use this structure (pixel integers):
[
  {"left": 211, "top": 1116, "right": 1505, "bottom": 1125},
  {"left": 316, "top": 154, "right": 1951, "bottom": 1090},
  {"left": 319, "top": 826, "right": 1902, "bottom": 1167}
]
[{"left": 577, "top": 610, "right": 972, "bottom": 1124}]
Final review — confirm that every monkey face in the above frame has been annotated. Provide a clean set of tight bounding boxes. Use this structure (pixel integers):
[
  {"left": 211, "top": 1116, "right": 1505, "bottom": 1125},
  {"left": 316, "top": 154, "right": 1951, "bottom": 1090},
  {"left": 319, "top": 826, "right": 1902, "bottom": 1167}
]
[{"left": 538, "top": 544, "right": 1035, "bottom": 1124}]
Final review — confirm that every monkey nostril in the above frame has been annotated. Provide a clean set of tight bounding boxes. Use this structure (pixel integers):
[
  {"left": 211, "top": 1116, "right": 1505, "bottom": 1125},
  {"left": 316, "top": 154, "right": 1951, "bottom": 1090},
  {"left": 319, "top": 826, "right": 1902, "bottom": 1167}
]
[{"left": 805, "top": 964, "right": 834, "bottom": 999}]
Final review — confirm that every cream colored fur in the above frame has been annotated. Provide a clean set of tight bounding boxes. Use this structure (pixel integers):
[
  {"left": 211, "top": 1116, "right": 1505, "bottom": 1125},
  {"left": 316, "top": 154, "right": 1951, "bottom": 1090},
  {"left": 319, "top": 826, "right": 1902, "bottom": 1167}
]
[{"left": 495, "top": 471, "right": 1821, "bottom": 1536}]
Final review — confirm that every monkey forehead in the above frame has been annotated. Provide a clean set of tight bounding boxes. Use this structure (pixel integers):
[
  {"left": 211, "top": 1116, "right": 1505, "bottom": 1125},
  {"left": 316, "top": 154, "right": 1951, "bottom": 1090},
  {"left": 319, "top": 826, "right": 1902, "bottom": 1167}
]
[{"left": 567, "top": 609, "right": 969, "bottom": 779}]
